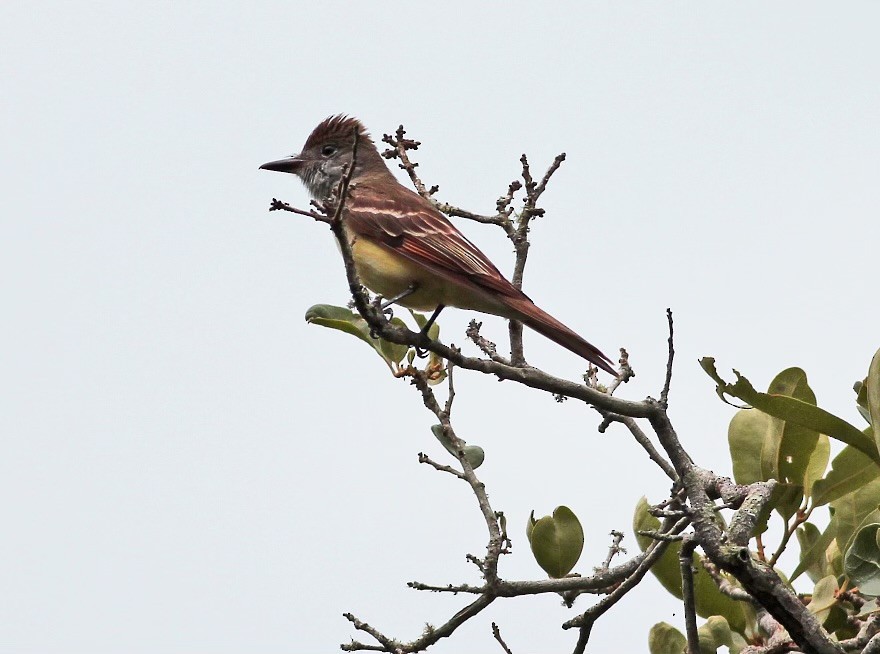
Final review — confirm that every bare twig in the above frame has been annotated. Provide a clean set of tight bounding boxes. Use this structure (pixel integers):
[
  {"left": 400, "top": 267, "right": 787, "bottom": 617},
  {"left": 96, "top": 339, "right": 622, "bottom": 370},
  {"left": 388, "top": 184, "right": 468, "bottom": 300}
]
[
  {"left": 598, "top": 413, "right": 678, "bottom": 482},
  {"left": 563, "top": 517, "right": 690, "bottom": 631},
  {"left": 408, "top": 551, "right": 654, "bottom": 598},
  {"left": 407, "top": 581, "right": 484, "bottom": 594},
  {"left": 491, "top": 623, "right": 514, "bottom": 654},
  {"left": 268, "top": 197, "right": 332, "bottom": 223},
  {"left": 342, "top": 612, "right": 400, "bottom": 652},
  {"left": 600, "top": 348, "right": 634, "bottom": 395},
  {"left": 597, "top": 531, "right": 627, "bottom": 572},
  {"left": 418, "top": 452, "right": 465, "bottom": 479},
  {"left": 679, "top": 536, "right": 700, "bottom": 654},
  {"left": 410, "top": 369, "right": 504, "bottom": 586},
  {"left": 466, "top": 320, "right": 512, "bottom": 365},
  {"left": 636, "top": 529, "right": 686, "bottom": 542},
  {"left": 506, "top": 153, "right": 565, "bottom": 365},
  {"left": 381, "top": 126, "right": 511, "bottom": 228},
  {"left": 768, "top": 504, "right": 813, "bottom": 568},
  {"left": 660, "top": 308, "right": 674, "bottom": 407},
  {"left": 700, "top": 558, "right": 756, "bottom": 603},
  {"left": 342, "top": 596, "right": 495, "bottom": 653}
]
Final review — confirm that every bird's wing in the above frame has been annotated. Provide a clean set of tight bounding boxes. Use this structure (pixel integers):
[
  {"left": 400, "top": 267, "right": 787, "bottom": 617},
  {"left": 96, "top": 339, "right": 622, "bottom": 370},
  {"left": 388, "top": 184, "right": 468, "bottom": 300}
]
[{"left": 344, "top": 184, "right": 520, "bottom": 298}]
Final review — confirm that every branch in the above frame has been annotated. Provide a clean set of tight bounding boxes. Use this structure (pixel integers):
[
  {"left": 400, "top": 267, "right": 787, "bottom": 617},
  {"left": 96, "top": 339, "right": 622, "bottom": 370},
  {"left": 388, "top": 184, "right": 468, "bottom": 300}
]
[
  {"left": 491, "top": 623, "right": 514, "bottom": 654},
  {"left": 597, "top": 530, "right": 626, "bottom": 572},
  {"left": 381, "top": 126, "right": 512, "bottom": 229},
  {"left": 267, "top": 197, "right": 332, "bottom": 223},
  {"left": 506, "top": 153, "right": 566, "bottom": 365},
  {"left": 267, "top": 125, "right": 848, "bottom": 654},
  {"left": 466, "top": 320, "right": 512, "bottom": 365},
  {"left": 408, "top": 549, "right": 654, "bottom": 598},
  {"left": 563, "top": 517, "right": 690, "bottom": 631},
  {"left": 409, "top": 366, "right": 504, "bottom": 586},
  {"left": 660, "top": 308, "right": 674, "bottom": 407},
  {"left": 679, "top": 536, "right": 700, "bottom": 654},
  {"left": 646, "top": 410, "right": 845, "bottom": 654},
  {"left": 342, "top": 595, "right": 495, "bottom": 653},
  {"left": 599, "top": 413, "right": 678, "bottom": 482}
]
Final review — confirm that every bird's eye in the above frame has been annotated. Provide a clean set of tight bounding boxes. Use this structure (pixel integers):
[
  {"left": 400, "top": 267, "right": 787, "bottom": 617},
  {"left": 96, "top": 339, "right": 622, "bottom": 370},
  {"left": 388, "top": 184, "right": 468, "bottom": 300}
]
[{"left": 321, "top": 145, "right": 337, "bottom": 157}]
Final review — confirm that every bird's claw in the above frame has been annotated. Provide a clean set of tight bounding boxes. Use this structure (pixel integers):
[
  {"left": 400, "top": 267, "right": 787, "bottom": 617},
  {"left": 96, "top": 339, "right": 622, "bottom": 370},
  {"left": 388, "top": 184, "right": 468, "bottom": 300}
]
[{"left": 372, "top": 295, "right": 394, "bottom": 319}]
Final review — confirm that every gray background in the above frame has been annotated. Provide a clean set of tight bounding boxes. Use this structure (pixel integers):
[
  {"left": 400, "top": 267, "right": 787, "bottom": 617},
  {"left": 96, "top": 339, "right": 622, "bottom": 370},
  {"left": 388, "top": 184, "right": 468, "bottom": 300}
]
[{"left": 2, "top": 3, "right": 877, "bottom": 652}]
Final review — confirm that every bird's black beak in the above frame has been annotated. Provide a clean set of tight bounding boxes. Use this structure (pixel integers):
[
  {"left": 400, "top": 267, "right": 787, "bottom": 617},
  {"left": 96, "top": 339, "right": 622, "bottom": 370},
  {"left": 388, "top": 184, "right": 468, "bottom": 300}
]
[{"left": 259, "top": 155, "right": 304, "bottom": 174}]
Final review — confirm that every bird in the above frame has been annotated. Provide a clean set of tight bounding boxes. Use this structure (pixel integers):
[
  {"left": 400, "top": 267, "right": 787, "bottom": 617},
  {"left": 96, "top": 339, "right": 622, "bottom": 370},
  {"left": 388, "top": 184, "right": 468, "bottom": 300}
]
[{"left": 260, "top": 115, "right": 617, "bottom": 375}]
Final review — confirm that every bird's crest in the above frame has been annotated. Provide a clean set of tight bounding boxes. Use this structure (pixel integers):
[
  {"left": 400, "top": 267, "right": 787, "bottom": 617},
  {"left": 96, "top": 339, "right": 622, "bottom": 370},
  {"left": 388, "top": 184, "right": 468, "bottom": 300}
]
[{"left": 304, "top": 115, "right": 373, "bottom": 150}]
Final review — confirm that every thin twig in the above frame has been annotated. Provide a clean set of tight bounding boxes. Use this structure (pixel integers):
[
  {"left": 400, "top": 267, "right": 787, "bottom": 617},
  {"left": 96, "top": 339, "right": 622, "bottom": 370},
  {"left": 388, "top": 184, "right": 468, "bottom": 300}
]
[
  {"left": 408, "top": 551, "right": 654, "bottom": 598},
  {"left": 599, "top": 413, "right": 678, "bottom": 482},
  {"left": 507, "top": 153, "right": 564, "bottom": 365},
  {"left": 268, "top": 198, "right": 332, "bottom": 223},
  {"left": 700, "top": 559, "right": 756, "bottom": 603},
  {"left": 601, "top": 348, "right": 634, "bottom": 395},
  {"left": 768, "top": 505, "right": 813, "bottom": 568},
  {"left": 660, "top": 308, "right": 674, "bottom": 407},
  {"left": 491, "top": 623, "right": 514, "bottom": 654},
  {"left": 381, "top": 126, "right": 511, "bottom": 228},
  {"left": 597, "top": 531, "right": 627, "bottom": 572},
  {"left": 410, "top": 370, "right": 504, "bottom": 585},
  {"left": 407, "top": 581, "right": 484, "bottom": 594},
  {"left": 418, "top": 452, "right": 465, "bottom": 479},
  {"left": 466, "top": 320, "right": 512, "bottom": 365},
  {"left": 679, "top": 536, "right": 700, "bottom": 654},
  {"left": 563, "top": 517, "right": 690, "bottom": 630},
  {"left": 342, "top": 613, "right": 400, "bottom": 652}
]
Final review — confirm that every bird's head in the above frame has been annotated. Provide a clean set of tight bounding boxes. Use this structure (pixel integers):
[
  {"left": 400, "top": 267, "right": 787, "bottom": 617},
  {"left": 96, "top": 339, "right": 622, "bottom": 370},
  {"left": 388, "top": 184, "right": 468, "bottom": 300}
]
[{"left": 260, "top": 115, "right": 386, "bottom": 200}]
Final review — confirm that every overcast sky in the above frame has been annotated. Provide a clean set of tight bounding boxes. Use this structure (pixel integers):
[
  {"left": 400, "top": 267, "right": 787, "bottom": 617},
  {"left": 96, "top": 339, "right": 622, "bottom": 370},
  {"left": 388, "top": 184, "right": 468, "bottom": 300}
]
[{"left": 2, "top": 3, "right": 878, "bottom": 653}]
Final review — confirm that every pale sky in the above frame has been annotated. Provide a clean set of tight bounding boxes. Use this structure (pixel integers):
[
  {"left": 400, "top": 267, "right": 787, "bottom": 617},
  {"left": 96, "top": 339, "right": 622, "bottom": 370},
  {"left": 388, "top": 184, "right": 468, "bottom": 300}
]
[{"left": 2, "top": 3, "right": 878, "bottom": 652}]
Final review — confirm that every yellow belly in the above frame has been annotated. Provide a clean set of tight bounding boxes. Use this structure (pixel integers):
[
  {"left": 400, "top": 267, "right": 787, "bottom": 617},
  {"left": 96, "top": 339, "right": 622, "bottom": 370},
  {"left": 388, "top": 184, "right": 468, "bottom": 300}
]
[{"left": 348, "top": 235, "right": 509, "bottom": 316}]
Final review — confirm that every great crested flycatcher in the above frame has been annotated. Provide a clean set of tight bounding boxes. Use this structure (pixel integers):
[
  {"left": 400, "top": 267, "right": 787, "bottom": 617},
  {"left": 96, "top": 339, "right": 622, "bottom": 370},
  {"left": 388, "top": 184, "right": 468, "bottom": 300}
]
[{"left": 261, "top": 115, "right": 616, "bottom": 375}]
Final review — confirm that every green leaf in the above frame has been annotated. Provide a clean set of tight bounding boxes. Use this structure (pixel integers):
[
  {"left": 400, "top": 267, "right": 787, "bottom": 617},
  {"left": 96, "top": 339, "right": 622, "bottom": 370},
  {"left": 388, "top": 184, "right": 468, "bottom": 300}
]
[
  {"left": 700, "top": 358, "right": 880, "bottom": 464},
  {"left": 804, "top": 435, "right": 831, "bottom": 499},
  {"left": 844, "top": 523, "right": 880, "bottom": 596},
  {"left": 697, "top": 616, "right": 741, "bottom": 654},
  {"left": 633, "top": 498, "right": 755, "bottom": 636},
  {"left": 856, "top": 380, "right": 870, "bottom": 422},
  {"left": 771, "top": 483, "right": 806, "bottom": 522},
  {"left": 795, "top": 522, "right": 832, "bottom": 583},
  {"left": 430, "top": 424, "right": 484, "bottom": 469},
  {"left": 831, "top": 476, "right": 880, "bottom": 555},
  {"left": 771, "top": 369, "right": 821, "bottom": 490},
  {"left": 828, "top": 537, "right": 844, "bottom": 579},
  {"left": 728, "top": 408, "right": 777, "bottom": 484},
  {"left": 527, "top": 506, "right": 584, "bottom": 578},
  {"left": 648, "top": 622, "right": 686, "bottom": 654},
  {"left": 825, "top": 604, "right": 857, "bottom": 640},
  {"left": 305, "top": 304, "right": 409, "bottom": 369},
  {"left": 807, "top": 575, "right": 839, "bottom": 624},
  {"left": 812, "top": 444, "right": 880, "bottom": 507},
  {"left": 726, "top": 368, "right": 826, "bottom": 520},
  {"left": 867, "top": 348, "right": 880, "bottom": 459}
]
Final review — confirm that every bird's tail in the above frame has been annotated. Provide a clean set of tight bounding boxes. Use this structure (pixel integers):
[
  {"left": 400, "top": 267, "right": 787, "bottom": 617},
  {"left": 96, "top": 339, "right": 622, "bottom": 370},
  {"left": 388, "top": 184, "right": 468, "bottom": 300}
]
[{"left": 506, "top": 296, "right": 617, "bottom": 376}]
